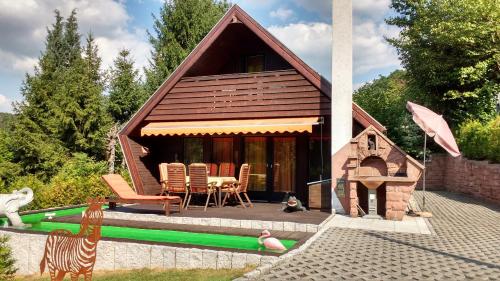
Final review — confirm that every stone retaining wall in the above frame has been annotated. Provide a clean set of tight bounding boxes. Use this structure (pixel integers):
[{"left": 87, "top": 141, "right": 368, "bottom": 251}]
[
  {"left": 104, "top": 211, "right": 325, "bottom": 233},
  {"left": 1, "top": 230, "right": 277, "bottom": 275},
  {"left": 417, "top": 154, "right": 500, "bottom": 204}
]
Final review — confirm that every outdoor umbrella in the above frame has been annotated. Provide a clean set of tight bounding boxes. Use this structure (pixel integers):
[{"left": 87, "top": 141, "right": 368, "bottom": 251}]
[{"left": 406, "top": 101, "right": 461, "bottom": 210}]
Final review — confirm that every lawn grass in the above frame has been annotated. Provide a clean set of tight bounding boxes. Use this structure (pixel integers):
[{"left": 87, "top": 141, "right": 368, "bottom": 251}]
[{"left": 17, "top": 267, "right": 252, "bottom": 281}]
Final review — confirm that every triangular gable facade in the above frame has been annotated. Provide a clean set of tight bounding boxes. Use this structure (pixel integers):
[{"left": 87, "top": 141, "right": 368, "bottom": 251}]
[{"left": 120, "top": 4, "right": 384, "bottom": 137}]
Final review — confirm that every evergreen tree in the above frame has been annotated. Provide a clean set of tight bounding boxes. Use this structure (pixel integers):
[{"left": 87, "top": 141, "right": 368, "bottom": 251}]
[
  {"left": 53, "top": 33, "right": 110, "bottom": 158},
  {"left": 108, "top": 49, "right": 145, "bottom": 124},
  {"left": 106, "top": 49, "right": 145, "bottom": 172},
  {"left": 12, "top": 10, "right": 69, "bottom": 178},
  {"left": 63, "top": 9, "right": 82, "bottom": 67},
  {"left": 144, "top": 0, "right": 230, "bottom": 94},
  {"left": 11, "top": 10, "right": 111, "bottom": 178},
  {"left": 0, "top": 236, "right": 16, "bottom": 280}
]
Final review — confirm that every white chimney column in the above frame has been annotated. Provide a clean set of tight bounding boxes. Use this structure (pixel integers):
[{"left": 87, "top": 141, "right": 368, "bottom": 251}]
[
  {"left": 331, "top": 0, "right": 352, "bottom": 214},
  {"left": 331, "top": 0, "right": 353, "bottom": 154}
]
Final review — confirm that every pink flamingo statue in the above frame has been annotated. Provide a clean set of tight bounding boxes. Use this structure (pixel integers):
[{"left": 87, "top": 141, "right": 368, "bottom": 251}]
[{"left": 258, "top": 230, "right": 286, "bottom": 252}]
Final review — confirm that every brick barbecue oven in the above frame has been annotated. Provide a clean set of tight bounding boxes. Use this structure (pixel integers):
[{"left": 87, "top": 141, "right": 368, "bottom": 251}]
[{"left": 333, "top": 126, "right": 424, "bottom": 220}]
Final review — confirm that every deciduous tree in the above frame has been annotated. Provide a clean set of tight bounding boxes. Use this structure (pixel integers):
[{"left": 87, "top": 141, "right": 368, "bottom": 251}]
[
  {"left": 354, "top": 70, "right": 424, "bottom": 157},
  {"left": 387, "top": 0, "right": 500, "bottom": 126}
]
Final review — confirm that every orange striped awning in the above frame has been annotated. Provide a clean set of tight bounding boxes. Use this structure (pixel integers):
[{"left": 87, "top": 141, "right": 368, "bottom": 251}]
[{"left": 141, "top": 117, "right": 320, "bottom": 136}]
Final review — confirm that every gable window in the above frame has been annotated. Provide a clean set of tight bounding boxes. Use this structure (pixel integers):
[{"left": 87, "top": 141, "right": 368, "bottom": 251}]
[{"left": 246, "top": 55, "right": 264, "bottom": 73}]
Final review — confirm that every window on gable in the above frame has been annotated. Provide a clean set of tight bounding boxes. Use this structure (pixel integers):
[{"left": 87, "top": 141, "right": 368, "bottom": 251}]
[{"left": 245, "top": 55, "right": 264, "bottom": 73}]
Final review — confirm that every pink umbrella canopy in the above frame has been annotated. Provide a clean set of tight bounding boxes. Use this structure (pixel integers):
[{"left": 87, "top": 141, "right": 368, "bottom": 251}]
[{"left": 406, "top": 101, "right": 461, "bottom": 157}]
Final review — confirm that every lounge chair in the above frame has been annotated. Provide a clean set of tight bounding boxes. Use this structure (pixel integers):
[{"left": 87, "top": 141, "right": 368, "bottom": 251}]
[
  {"left": 221, "top": 164, "right": 253, "bottom": 208},
  {"left": 219, "top": 162, "right": 235, "bottom": 177},
  {"left": 166, "top": 163, "right": 189, "bottom": 208},
  {"left": 186, "top": 163, "right": 218, "bottom": 211},
  {"left": 102, "top": 174, "right": 182, "bottom": 215},
  {"left": 158, "top": 163, "right": 168, "bottom": 195}
]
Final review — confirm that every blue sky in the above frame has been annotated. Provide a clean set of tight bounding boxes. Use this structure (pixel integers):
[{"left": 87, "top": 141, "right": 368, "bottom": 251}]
[{"left": 0, "top": 0, "right": 401, "bottom": 113}]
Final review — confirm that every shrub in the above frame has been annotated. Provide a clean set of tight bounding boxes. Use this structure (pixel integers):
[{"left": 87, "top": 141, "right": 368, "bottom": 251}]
[
  {"left": 0, "top": 236, "right": 17, "bottom": 280},
  {"left": 39, "top": 153, "right": 112, "bottom": 208},
  {"left": 457, "top": 115, "right": 500, "bottom": 163},
  {"left": 7, "top": 153, "right": 112, "bottom": 210},
  {"left": 489, "top": 116, "right": 500, "bottom": 163},
  {"left": 8, "top": 175, "right": 46, "bottom": 210}
]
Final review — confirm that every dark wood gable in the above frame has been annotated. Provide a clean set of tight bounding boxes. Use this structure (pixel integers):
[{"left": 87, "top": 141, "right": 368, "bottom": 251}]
[{"left": 145, "top": 69, "right": 330, "bottom": 122}]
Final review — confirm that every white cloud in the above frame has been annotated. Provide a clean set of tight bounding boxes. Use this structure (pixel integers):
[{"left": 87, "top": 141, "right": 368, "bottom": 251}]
[
  {"left": 268, "top": 22, "right": 332, "bottom": 78},
  {"left": 270, "top": 7, "right": 294, "bottom": 21},
  {"left": 0, "top": 94, "right": 12, "bottom": 113},
  {"left": 353, "top": 0, "right": 391, "bottom": 21},
  {"left": 353, "top": 81, "right": 368, "bottom": 91},
  {"left": 0, "top": 0, "right": 150, "bottom": 76},
  {"left": 0, "top": 49, "right": 37, "bottom": 75},
  {"left": 353, "top": 21, "right": 401, "bottom": 74},
  {"left": 268, "top": 20, "right": 400, "bottom": 80},
  {"left": 95, "top": 28, "right": 151, "bottom": 77}
]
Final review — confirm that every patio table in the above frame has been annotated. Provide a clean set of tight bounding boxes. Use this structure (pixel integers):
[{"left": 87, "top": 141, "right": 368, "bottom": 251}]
[{"left": 185, "top": 176, "right": 237, "bottom": 208}]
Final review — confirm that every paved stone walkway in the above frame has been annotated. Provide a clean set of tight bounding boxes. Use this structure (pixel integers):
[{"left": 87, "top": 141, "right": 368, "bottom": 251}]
[{"left": 258, "top": 191, "right": 500, "bottom": 280}]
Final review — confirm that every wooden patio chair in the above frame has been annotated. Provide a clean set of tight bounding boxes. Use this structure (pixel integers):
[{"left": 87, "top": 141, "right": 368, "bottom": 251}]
[
  {"left": 166, "top": 163, "right": 189, "bottom": 208},
  {"left": 102, "top": 174, "right": 182, "bottom": 215},
  {"left": 219, "top": 162, "right": 235, "bottom": 177},
  {"left": 206, "top": 163, "right": 218, "bottom": 176},
  {"left": 186, "top": 163, "right": 218, "bottom": 211},
  {"left": 221, "top": 164, "right": 253, "bottom": 208}
]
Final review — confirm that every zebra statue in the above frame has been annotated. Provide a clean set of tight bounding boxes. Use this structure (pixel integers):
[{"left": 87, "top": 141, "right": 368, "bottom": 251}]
[{"left": 40, "top": 199, "right": 104, "bottom": 281}]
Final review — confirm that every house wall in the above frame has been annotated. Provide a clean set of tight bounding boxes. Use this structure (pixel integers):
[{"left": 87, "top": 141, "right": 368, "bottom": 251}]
[
  {"left": 126, "top": 136, "right": 162, "bottom": 195},
  {"left": 417, "top": 154, "right": 500, "bottom": 204},
  {"left": 145, "top": 70, "right": 331, "bottom": 122}
]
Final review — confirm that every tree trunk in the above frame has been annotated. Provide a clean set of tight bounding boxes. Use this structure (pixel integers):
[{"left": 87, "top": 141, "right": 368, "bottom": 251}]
[{"left": 107, "top": 123, "right": 118, "bottom": 174}]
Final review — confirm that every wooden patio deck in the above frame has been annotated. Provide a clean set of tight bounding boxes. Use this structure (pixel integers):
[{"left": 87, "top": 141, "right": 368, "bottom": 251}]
[{"left": 112, "top": 202, "right": 331, "bottom": 225}]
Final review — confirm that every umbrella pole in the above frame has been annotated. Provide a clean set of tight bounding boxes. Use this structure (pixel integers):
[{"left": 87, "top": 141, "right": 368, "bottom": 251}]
[{"left": 423, "top": 133, "right": 427, "bottom": 211}]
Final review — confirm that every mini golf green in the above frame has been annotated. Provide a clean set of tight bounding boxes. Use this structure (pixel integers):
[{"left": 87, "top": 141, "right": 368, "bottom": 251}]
[{"left": 1, "top": 207, "right": 297, "bottom": 252}]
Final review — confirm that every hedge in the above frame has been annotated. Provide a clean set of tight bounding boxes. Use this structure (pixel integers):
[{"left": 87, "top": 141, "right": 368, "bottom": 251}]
[{"left": 457, "top": 115, "right": 500, "bottom": 163}]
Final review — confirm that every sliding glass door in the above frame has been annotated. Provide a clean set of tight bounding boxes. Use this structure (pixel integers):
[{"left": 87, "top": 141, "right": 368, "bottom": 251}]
[
  {"left": 244, "top": 136, "right": 296, "bottom": 201},
  {"left": 183, "top": 138, "right": 203, "bottom": 165},
  {"left": 273, "top": 137, "right": 296, "bottom": 193},
  {"left": 244, "top": 137, "right": 267, "bottom": 192}
]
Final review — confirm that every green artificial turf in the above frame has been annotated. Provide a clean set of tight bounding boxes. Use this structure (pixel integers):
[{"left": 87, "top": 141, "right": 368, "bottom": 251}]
[{"left": 5, "top": 206, "right": 297, "bottom": 252}]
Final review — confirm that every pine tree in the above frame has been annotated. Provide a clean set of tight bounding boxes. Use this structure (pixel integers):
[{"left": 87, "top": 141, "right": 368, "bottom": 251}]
[
  {"left": 0, "top": 236, "right": 17, "bottom": 280},
  {"left": 106, "top": 49, "right": 145, "bottom": 172},
  {"left": 11, "top": 10, "right": 111, "bottom": 178},
  {"left": 12, "top": 10, "right": 69, "bottom": 178},
  {"left": 108, "top": 49, "right": 145, "bottom": 124},
  {"left": 53, "top": 33, "right": 110, "bottom": 158},
  {"left": 144, "top": 0, "right": 230, "bottom": 94},
  {"left": 63, "top": 9, "right": 81, "bottom": 67}
]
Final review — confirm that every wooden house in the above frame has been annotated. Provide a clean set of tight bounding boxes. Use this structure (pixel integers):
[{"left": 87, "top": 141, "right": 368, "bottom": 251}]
[{"left": 119, "top": 5, "right": 385, "bottom": 204}]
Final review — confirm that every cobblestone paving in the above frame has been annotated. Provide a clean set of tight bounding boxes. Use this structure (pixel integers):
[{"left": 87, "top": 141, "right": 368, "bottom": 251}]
[{"left": 258, "top": 191, "right": 500, "bottom": 280}]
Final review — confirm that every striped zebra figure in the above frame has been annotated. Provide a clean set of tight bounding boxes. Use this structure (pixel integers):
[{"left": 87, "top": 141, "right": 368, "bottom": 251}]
[{"left": 40, "top": 199, "right": 104, "bottom": 281}]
